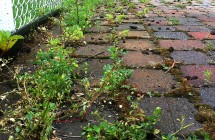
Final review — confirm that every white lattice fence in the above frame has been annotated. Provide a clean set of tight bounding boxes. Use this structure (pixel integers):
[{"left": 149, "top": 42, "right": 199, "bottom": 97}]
[{"left": 0, "top": 0, "right": 62, "bottom": 31}]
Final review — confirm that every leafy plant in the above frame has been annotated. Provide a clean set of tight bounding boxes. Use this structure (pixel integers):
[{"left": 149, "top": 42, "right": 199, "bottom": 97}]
[
  {"left": 0, "top": 30, "right": 24, "bottom": 55},
  {"left": 1, "top": 39, "right": 79, "bottom": 139},
  {"left": 63, "top": 25, "right": 84, "bottom": 42},
  {"left": 82, "top": 107, "right": 161, "bottom": 140}
]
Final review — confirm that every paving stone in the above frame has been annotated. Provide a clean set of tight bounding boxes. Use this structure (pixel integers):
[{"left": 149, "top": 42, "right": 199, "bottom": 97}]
[
  {"left": 140, "top": 97, "right": 202, "bottom": 134},
  {"left": 177, "top": 20, "right": 203, "bottom": 26},
  {"left": 120, "top": 39, "right": 155, "bottom": 50},
  {"left": 148, "top": 26, "right": 176, "bottom": 31},
  {"left": 159, "top": 40, "right": 206, "bottom": 50},
  {"left": 204, "top": 22, "right": 215, "bottom": 27},
  {"left": 188, "top": 32, "right": 215, "bottom": 40},
  {"left": 84, "top": 33, "right": 110, "bottom": 44},
  {"left": 125, "top": 14, "right": 137, "bottom": 19},
  {"left": 145, "top": 13, "right": 159, "bottom": 17},
  {"left": 127, "top": 69, "right": 177, "bottom": 93},
  {"left": 84, "top": 59, "right": 113, "bottom": 78},
  {"left": 177, "top": 17, "right": 200, "bottom": 22},
  {"left": 207, "top": 51, "right": 215, "bottom": 61},
  {"left": 186, "top": 10, "right": 206, "bottom": 18},
  {"left": 54, "top": 108, "right": 117, "bottom": 140},
  {"left": 122, "top": 18, "right": 143, "bottom": 24},
  {"left": 122, "top": 51, "right": 163, "bottom": 68},
  {"left": 199, "top": 87, "right": 215, "bottom": 109},
  {"left": 144, "top": 17, "right": 167, "bottom": 22},
  {"left": 144, "top": 20, "right": 170, "bottom": 26},
  {"left": 171, "top": 51, "right": 213, "bottom": 65},
  {"left": 162, "top": 14, "right": 185, "bottom": 17},
  {"left": 144, "top": 17, "right": 169, "bottom": 26},
  {"left": 116, "top": 23, "right": 145, "bottom": 31},
  {"left": 175, "top": 26, "right": 211, "bottom": 32},
  {"left": 198, "top": 17, "right": 215, "bottom": 22},
  {"left": 162, "top": 10, "right": 184, "bottom": 15},
  {"left": 85, "top": 25, "right": 111, "bottom": 33},
  {"left": 75, "top": 44, "right": 109, "bottom": 58},
  {"left": 154, "top": 32, "right": 188, "bottom": 40},
  {"left": 180, "top": 65, "right": 215, "bottom": 87},
  {"left": 127, "top": 31, "right": 150, "bottom": 39}
]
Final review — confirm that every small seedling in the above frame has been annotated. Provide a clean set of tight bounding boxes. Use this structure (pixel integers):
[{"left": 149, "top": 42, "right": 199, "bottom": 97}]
[
  {"left": 115, "top": 15, "right": 126, "bottom": 24},
  {"left": 168, "top": 17, "right": 180, "bottom": 25},
  {"left": 136, "top": 7, "right": 150, "bottom": 18},
  {"left": 204, "top": 69, "right": 213, "bottom": 85},
  {"left": 139, "top": 0, "right": 151, "bottom": 4},
  {"left": 206, "top": 41, "right": 214, "bottom": 51},
  {"left": 106, "top": 13, "right": 114, "bottom": 24},
  {"left": 175, "top": 4, "right": 186, "bottom": 9}
]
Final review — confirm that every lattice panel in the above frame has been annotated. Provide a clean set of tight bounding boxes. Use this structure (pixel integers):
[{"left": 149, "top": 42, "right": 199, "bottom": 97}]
[{"left": 12, "top": 0, "right": 62, "bottom": 29}]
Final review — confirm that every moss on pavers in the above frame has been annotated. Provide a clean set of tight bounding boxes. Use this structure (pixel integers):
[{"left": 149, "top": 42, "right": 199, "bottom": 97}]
[
  {"left": 171, "top": 51, "right": 213, "bottom": 65},
  {"left": 122, "top": 51, "right": 163, "bottom": 68},
  {"left": 127, "top": 69, "right": 178, "bottom": 94},
  {"left": 139, "top": 97, "right": 202, "bottom": 134},
  {"left": 180, "top": 65, "right": 215, "bottom": 87},
  {"left": 159, "top": 40, "right": 206, "bottom": 50},
  {"left": 120, "top": 39, "right": 155, "bottom": 51}
]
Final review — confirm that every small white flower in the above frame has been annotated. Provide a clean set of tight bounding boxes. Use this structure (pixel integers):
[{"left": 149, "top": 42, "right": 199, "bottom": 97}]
[
  {"left": 9, "top": 118, "right": 15, "bottom": 123},
  {"left": 108, "top": 101, "right": 112, "bottom": 104},
  {"left": 119, "top": 105, "right": 123, "bottom": 108}
]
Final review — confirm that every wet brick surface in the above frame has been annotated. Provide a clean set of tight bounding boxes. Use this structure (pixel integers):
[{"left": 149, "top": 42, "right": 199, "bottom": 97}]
[
  {"left": 180, "top": 65, "right": 215, "bottom": 87},
  {"left": 127, "top": 31, "right": 150, "bottom": 39},
  {"left": 122, "top": 51, "right": 163, "bottom": 68},
  {"left": 85, "top": 25, "right": 111, "bottom": 33},
  {"left": 154, "top": 32, "right": 188, "bottom": 40},
  {"left": 175, "top": 26, "right": 211, "bottom": 32},
  {"left": 199, "top": 87, "right": 215, "bottom": 109},
  {"left": 75, "top": 44, "right": 110, "bottom": 58},
  {"left": 140, "top": 97, "right": 202, "bottom": 134},
  {"left": 116, "top": 23, "right": 145, "bottom": 31},
  {"left": 120, "top": 39, "right": 155, "bottom": 50},
  {"left": 84, "top": 59, "right": 113, "bottom": 78},
  {"left": 171, "top": 51, "right": 213, "bottom": 65},
  {"left": 159, "top": 40, "right": 206, "bottom": 50},
  {"left": 127, "top": 69, "right": 177, "bottom": 93},
  {"left": 188, "top": 32, "right": 215, "bottom": 40},
  {"left": 148, "top": 26, "right": 176, "bottom": 31},
  {"left": 85, "top": 33, "right": 110, "bottom": 44}
]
